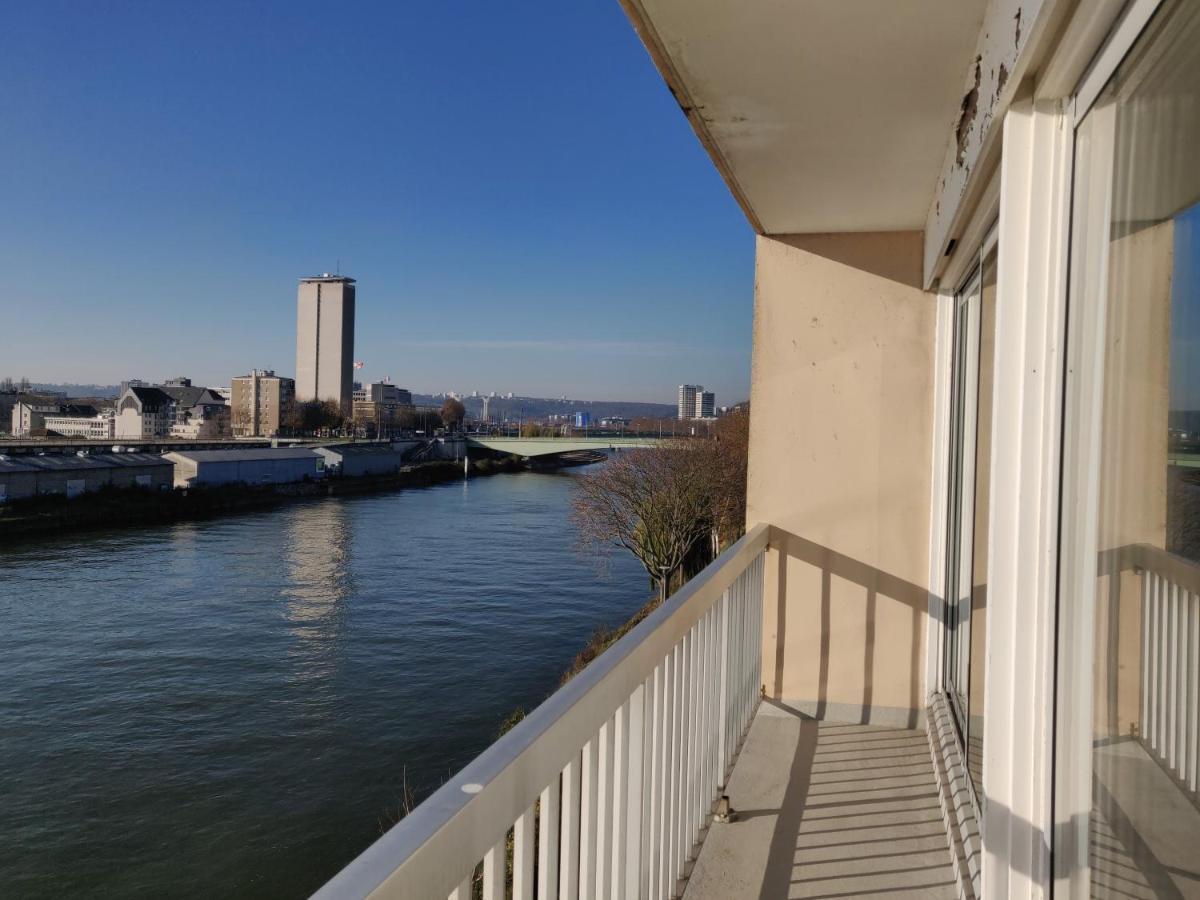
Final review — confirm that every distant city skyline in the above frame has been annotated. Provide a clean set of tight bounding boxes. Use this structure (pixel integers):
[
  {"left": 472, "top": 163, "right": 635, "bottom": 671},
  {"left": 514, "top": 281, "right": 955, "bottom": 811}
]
[{"left": 0, "top": 2, "right": 753, "bottom": 405}]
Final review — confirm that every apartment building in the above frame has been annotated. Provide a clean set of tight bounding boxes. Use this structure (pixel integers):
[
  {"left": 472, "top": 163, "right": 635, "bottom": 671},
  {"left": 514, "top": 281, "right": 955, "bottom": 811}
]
[
  {"left": 296, "top": 274, "right": 356, "bottom": 416},
  {"left": 676, "top": 384, "right": 700, "bottom": 421},
  {"left": 351, "top": 379, "right": 413, "bottom": 436},
  {"left": 10, "top": 400, "right": 61, "bottom": 437},
  {"left": 158, "top": 381, "right": 230, "bottom": 439},
  {"left": 113, "top": 386, "right": 175, "bottom": 439},
  {"left": 230, "top": 370, "right": 295, "bottom": 438},
  {"left": 319, "top": 2, "right": 1200, "bottom": 899},
  {"left": 42, "top": 410, "right": 115, "bottom": 440},
  {"left": 677, "top": 385, "right": 716, "bottom": 420}
]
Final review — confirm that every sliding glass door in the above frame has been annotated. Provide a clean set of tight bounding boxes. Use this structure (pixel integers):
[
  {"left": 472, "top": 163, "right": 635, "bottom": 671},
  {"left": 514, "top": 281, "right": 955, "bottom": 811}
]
[
  {"left": 1056, "top": 1, "right": 1200, "bottom": 895},
  {"left": 944, "top": 231, "right": 997, "bottom": 811}
]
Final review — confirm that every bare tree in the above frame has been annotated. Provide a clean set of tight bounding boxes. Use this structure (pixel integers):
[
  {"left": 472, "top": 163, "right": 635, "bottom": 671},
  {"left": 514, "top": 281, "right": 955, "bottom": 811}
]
[
  {"left": 572, "top": 444, "right": 713, "bottom": 599},
  {"left": 440, "top": 397, "right": 465, "bottom": 430},
  {"left": 697, "top": 407, "right": 749, "bottom": 555},
  {"left": 287, "top": 398, "right": 344, "bottom": 434}
]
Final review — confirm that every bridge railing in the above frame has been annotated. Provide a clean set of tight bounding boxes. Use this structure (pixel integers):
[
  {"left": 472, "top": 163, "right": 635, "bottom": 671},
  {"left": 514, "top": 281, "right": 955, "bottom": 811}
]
[{"left": 313, "top": 523, "right": 768, "bottom": 900}]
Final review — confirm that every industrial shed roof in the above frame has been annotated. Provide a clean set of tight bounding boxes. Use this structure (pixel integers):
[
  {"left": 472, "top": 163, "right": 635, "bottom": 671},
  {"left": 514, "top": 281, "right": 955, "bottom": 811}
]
[
  {"left": 314, "top": 445, "right": 403, "bottom": 457},
  {"left": 163, "top": 448, "right": 321, "bottom": 463},
  {"left": 0, "top": 453, "right": 171, "bottom": 472}
]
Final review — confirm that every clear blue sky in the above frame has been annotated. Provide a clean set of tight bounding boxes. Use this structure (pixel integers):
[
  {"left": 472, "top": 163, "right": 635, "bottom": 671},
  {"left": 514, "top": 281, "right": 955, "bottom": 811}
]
[{"left": 0, "top": 1, "right": 753, "bottom": 405}]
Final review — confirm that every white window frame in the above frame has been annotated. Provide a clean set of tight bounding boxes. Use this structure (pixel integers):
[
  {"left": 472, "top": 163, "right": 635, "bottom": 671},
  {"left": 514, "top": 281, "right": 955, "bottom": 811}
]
[
  {"left": 930, "top": 95, "right": 1076, "bottom": 900},
  {"left": 1054, "top": 1, "right": 1169, "bottom": 897}
]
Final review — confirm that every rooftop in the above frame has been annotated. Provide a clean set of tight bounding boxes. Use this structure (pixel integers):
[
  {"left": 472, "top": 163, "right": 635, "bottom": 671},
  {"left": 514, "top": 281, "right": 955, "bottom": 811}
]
[
  {"left": 162, "top": 448, "right": 320, "bottom": 463},
  {"left": 299, "top": 274, "right": 356, "bottom": 284},
  {"left": 0, "top": 453, "right": 171, "bottom": 472},
  {"left": 314, "top": 444, "right": 404, "bottom": 457}
]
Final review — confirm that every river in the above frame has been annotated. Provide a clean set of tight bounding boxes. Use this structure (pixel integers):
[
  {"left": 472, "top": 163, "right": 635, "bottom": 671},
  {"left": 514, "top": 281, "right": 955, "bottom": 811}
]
[{"left": 0, "top": 468, "right": 648, "bottom": 898}]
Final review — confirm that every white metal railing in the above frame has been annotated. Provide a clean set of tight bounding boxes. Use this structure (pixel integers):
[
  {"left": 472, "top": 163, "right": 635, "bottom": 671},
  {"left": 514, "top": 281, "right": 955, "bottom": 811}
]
[
  {"left": 314, "top": 523, "right": 768, "bottom": 900},
  {"left": 1133, "top": 544, "right": 1200, "bottom": 795}
]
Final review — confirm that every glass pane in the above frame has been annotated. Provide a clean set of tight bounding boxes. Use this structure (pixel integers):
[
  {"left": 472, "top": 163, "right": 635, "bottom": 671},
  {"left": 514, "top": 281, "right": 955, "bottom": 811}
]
[
  {"left": 946, "top": 283, "right": 978, "bottom": 727},
  {"left": 944, "top": 249, "right": 993, "bottom": 810},
  {"left": 1062, "top": 2, "right": 1200, "bottom": 895},
  {"left": 967, "top": 245, "right": 996, "bottom": 795}
]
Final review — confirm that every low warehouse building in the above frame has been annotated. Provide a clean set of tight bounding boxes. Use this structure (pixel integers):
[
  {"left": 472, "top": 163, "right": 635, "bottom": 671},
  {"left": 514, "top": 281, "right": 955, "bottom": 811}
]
[
  {"left": 0, "top": 452, "right": 173, "bottom": 501},
  {"left": 0, "top": 457, "right": 39, "bottom": 502},
  {"left": 163, "top": 448, "right": 325, "bottom": 488},
  {"left": 314, "top": 445, "right": 406, "bottom": 477}
]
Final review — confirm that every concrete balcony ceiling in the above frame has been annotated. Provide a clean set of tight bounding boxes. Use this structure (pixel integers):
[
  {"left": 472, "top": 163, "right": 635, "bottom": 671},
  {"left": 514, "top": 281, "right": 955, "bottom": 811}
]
[{"left": 622, "top": 0, "right": 989, "bottom": 234}]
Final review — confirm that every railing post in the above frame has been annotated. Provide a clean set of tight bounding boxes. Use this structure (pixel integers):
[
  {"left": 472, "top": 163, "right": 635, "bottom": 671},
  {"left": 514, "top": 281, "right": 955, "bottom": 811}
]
[
  {"left": 483, "top": 837, "right": 506, "bottom": 900},
  {"left": 625, "top": 681, "right": 646, "bottom": 900},
  {"left": 539, "top": 780, "right": 560, "bottom": 900},
  {"left": 596, "top": 720, "right": 613, "bottom": 899},
  {"left": 610, "top": 701, "right": 629, "bottom": 900},
  {"left": 514, "top": 806, "right": 535, "bottom": 900},
  {"left": 646, "top": 666, "right": 662, "bottom": 900},
  {"left": 560, "top": 758, "right": 580, "bottom": 900},
  {"left": 715, "top": 592, "right": 724, "bottom": 782},
  {"left": 579, "top": 738, "right": 598, "bottom": 900}
]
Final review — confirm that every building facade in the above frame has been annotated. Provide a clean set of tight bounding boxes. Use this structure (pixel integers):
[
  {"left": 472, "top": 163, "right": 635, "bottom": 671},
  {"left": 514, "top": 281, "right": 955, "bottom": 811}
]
[
  {"left": 42, "top": 411, "right": 115, "bottom": 440},
  {"left": 114, "top": 386, "right": 175, "bottom": 439},
  {"left": 0, "top": 453, "right": 172, "bottom": 500},
  {"left": 159, "top": 382, "right": 230, "bottom": 439},
  {"left": 351, "top": 380, "right": 413, "bottom": 436},
  {"left": 313, "top": 444, "right": 406, "bottom": 477},
  {"left": 677, "top": 384, "right": 715, "bottom": 420},
  {"left": 163, "top": 448, "right": 324, "bottom": 488},
  {"left": 230, "top": 370, "right": 295, "bottom": 438},
  {"left": 10, "top": 401, "right": 59, "bottom": 437},
  {"left": 676, "top": 384, "right": 700, "bottom": 420},
  {"left": 295, "top": 274, "right": 356, "bottom": 415}
]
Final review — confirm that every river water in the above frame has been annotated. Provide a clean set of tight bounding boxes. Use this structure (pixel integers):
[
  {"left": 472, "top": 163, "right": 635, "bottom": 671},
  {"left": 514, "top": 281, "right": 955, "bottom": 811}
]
[{"left": 0, "top": 469, "right": 648, "bottom": 898}]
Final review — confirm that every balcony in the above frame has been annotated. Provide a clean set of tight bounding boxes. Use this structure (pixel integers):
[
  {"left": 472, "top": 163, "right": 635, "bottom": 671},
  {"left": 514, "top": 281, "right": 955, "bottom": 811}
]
[{"left": 314, "top": 524, "right": 960, "bottom": 900}]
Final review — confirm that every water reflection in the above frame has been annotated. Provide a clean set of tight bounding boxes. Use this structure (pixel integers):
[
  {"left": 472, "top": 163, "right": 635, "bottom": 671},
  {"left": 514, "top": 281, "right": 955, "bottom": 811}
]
[
  {"left": 283, "top": 501, "right": 354, "bottom": 620},
  {"left": 1, "top": 471, "right": 647, "bottom": 899},
  {"left": 281, "top": 501, "right": 354, "bottom": 690}
]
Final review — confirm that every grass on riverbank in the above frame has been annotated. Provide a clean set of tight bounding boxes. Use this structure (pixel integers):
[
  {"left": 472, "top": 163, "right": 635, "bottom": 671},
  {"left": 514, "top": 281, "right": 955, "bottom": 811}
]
[{"left": 559, "top": 595, "right": 660, "bottom": 686}]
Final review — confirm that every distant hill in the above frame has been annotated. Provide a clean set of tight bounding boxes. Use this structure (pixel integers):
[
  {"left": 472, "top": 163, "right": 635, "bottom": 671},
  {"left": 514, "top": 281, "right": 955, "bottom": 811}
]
[
  {"left": 29, "top": 383, "right": 121, "bottom": 398},
  {"left": 22, "top": 384, "right": 688, "bottom": 420},
  {"left": 413, "top": 394, "right": 676, "bottom": 421}
]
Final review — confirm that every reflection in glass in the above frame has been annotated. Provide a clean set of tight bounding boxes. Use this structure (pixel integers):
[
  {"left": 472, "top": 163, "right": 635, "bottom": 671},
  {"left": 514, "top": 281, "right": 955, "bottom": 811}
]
[
  {"left": 968, "top": 246, "right": 995, "bottom": 794},
  {"left": 1061, "top": 2, "right": 1200, "bottom": 895}
]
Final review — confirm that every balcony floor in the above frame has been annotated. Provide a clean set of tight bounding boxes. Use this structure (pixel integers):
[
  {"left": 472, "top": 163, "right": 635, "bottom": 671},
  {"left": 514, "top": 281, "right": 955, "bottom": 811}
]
[{"left": 684, "top": 703, "right": 958, "bottom": 900}]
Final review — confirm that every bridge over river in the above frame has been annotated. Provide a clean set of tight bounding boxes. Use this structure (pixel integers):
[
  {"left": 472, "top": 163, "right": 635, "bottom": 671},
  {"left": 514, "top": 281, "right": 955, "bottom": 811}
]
[{"left": 465, "top": 435, "right": 662, "bottom": 458}]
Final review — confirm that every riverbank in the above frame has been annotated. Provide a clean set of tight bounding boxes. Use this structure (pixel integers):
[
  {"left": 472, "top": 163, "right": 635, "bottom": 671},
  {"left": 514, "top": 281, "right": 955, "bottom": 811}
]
[{"left": 0, "top": 457, "right": 528, "bottom": 541}]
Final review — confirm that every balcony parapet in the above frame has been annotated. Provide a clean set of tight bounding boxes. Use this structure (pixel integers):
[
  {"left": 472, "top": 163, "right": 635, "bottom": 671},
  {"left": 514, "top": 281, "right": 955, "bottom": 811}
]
[{"left": 314, "top": 523, "right": 770, "bottom": 899}]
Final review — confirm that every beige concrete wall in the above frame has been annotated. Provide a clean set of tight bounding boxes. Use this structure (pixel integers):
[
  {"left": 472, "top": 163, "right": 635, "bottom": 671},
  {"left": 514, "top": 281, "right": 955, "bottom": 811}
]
[
  {"left": 749, "top": 232, "right": 936, "bottom": 724},
  {"left": 295, "top": 282, "right": 321, "bottom": 404}
]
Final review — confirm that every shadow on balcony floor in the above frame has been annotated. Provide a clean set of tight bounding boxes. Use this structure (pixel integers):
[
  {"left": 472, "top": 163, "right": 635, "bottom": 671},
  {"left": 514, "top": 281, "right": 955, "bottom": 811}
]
[{"left": 684, "top": 702, "right": 956, "bottom": 900}]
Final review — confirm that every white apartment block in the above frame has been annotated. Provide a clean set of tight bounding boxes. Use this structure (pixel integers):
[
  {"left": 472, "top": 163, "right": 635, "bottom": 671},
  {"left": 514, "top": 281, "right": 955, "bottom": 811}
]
[
  {"left": 42, "top": 412, "right": 115, "bottom": 440},
  {"left": 677, "top": 383, "right": 700, "bottom": 420},
  {"left": 677, "top": 384, "right": 715, "bottom": 420}
]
